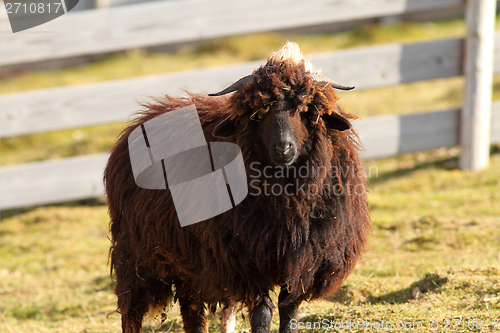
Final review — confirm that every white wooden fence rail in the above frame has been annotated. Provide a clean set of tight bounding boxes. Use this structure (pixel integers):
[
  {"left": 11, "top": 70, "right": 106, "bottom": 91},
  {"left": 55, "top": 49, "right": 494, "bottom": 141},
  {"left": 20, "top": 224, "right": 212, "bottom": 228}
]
[{"left": 0, "top": 0, "right": 464, "bottom": 67}]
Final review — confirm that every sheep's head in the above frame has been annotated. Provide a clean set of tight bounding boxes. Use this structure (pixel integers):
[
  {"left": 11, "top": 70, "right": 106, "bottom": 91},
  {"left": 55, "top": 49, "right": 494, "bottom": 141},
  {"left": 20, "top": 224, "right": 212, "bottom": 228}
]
[{"left": 211, "top": 42, "right": 355, "bottom": 168}]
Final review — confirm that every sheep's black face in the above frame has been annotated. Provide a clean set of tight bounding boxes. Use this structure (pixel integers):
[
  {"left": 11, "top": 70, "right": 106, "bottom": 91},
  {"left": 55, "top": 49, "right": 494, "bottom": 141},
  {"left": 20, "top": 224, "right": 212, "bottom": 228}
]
[
  {"left": 211, "top": 47, "right": 355, "bottom": 168},
  {"left": 259, "top": 101, "right": 306, "bottom": 167},
  {"left": 211, "top": 101, "right": 309, "bottom": 167},
  {"left": 268, "top": 115, "right": 299, "bottom": 166},
  {"left": 258, "top": 101, "right": 353, "bottom": 167},
  {"left": 212, "top": 96, "right": 354, "bottom": 169}
]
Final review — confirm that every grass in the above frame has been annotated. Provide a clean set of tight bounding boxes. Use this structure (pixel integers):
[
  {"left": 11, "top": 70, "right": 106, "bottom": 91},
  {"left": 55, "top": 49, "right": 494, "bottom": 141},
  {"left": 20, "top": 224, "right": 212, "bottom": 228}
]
[
  {"left": 0, "top": 123, "right": 125, "bottom": 167},
  {"left": 1, "top": 15, "right": 500, "bottom": 333},
  {"left": 1, "top": 148, "right": 499, "bottom": 332}
]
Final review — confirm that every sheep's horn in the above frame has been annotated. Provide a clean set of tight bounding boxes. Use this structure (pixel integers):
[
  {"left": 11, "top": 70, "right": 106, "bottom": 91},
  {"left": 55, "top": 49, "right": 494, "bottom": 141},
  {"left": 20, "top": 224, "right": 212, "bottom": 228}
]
[
  {"left": 209, "top": 74, "right": 254, "bottom": 96},
  {"left": 305, "top": 73, "right": 355, "bottom": 91}
]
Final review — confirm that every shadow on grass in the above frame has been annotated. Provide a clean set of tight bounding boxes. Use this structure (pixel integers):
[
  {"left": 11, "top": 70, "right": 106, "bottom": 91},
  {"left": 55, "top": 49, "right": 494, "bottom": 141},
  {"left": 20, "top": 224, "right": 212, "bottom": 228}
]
[
  {"left": 368, "top": 154, "right": 459, "bottom": 186},
  {"left": 369, "top": 273, "right": 449, "bottom": 304},
  {"left": 0, "top": 197, "right": 106, "bottom": 221},
  {"left": 368, "top": 144, "right": 500, "bottom": 186},
  {"left": 327, "top": 273, "right": 449, "bottom": 305}
]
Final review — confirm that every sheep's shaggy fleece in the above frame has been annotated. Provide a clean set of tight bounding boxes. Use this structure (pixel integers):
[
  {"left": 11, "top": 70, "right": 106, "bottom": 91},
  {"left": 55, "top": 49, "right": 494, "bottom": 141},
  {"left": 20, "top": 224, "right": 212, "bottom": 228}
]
[{"left": 105, "top": 41, "right": 371, "bottom": 328}]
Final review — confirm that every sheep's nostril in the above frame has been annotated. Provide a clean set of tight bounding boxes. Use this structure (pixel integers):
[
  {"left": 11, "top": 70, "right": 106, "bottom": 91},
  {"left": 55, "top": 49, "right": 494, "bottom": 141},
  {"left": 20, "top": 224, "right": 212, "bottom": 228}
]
[{"left": 274, "top": 142, "right": 293, "bottom": 155}]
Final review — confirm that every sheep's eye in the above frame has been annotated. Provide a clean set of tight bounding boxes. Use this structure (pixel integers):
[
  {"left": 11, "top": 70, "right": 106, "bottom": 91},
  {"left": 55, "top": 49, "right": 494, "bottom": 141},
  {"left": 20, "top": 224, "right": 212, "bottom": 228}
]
[{"left": 299, "top": 111, "right": 309, "bottom": 122}]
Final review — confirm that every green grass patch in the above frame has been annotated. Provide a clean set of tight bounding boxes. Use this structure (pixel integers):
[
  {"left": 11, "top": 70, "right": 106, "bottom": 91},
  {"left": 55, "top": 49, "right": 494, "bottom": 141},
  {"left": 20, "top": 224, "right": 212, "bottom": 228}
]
[{"left": 0, "top": 123, "right": 125, "bottom": 167}]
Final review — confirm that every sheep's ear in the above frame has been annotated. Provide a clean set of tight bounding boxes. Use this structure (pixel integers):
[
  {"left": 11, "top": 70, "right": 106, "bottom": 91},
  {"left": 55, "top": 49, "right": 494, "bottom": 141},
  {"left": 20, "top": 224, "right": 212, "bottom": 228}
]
[
  {"left": 322, "top": 112, "right": 351, "bottom": 131},
  {"left": 213, "top": 116, "right": 236, "bottom": 137}
]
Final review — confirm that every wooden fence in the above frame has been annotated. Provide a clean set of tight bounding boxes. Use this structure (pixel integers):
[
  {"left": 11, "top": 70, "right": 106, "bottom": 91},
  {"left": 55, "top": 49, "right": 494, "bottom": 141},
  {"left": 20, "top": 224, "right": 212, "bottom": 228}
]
[
  {"left": 0, "top": 0, "right": 465, "bottom": 67},
  {"left": 0, "top": 0, "right": 498, "bottom": 210}
]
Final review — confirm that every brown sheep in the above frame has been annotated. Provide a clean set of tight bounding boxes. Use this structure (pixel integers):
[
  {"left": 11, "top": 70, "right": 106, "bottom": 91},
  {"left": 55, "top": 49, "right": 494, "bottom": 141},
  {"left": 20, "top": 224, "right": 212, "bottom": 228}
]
[{"left": 105, "top": 42, "right": 371, "bottom": 333}]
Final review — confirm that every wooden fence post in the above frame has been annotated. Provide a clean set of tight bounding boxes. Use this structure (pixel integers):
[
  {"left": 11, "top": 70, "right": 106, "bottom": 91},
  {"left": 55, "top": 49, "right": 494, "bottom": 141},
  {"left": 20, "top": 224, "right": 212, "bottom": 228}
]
[
  {"left": 93, "top": 0, "right": 111, "bottom": 9},
  {"left": 460, "top": 0, "right": 498, "bottom": 170}
]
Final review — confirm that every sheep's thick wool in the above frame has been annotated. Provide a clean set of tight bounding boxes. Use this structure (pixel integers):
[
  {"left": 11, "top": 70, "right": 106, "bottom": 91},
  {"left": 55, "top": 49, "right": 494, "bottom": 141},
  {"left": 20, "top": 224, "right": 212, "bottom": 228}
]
[{"left": 105, "top": 42, "right": 371, "bottom": 333}]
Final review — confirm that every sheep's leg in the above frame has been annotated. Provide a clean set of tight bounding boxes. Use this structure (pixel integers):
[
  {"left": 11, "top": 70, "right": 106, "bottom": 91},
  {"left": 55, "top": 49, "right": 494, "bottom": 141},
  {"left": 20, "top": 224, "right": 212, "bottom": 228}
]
[
  {"left": 249, "top": 296, "right": 273, "bottom": 333},
  {"left": 178, "top": 295, "right": 208, "bottom": 333},
  {"left": 113, "top": 249, "right": 175, "bottom": 333},
  {"left": 116, "top": 282, "right": 149, "bottom": 333},
  {"left": 220, "top": 301, "right": 237, "bottom": 333},
  {"left": 113, "top": 252, "right": 150, "bottom": 333},
  {"left": 278, "top": 286, "right": 301, "bottom": 333},
  {"left": 121, "top": 311, "right": 145, "bottom": 333},
  {"left": 118, "top": 275, "right": 172, "bottom": 333}
]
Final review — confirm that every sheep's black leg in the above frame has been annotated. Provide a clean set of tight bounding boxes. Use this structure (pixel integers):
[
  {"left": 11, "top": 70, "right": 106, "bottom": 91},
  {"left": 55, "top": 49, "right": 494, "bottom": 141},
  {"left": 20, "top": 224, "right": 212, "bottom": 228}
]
[
  {"left": 113, "top": 251, "right": 150, "bottom": 333},
  {"left": 116, "top": 278, "right": 150, "bottom": 333},
  {"left": 178, "top": 295, "right": 208, "bottom": 333},
  {"left": 113, "top": 249, "right": 175, "bottom": 333},
  {"left": 121, "top": 311, "right": 145, "bottom": 333},
  {"left": 249, "top": 296, "right": 273, "bottom": 333},
  {"left": 278, "top": 286, "right": 301, "bottom": 333}
]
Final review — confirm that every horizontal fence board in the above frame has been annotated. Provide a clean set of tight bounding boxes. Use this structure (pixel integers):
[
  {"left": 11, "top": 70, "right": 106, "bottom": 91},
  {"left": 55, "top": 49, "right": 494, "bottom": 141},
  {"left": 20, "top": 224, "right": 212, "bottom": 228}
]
[
  {"left": 312, "top": 37, "right": 465, "bottom": 89},
  {"left": 2, "top": 104, "right": 499, "bottom": 210},
  {"left": 5, "top": 33, "right": 500, "bottom": 138},
  {"left": 355, "top": 101, "right": 500, "bottom": 160},
  {"left": 0, "top": 0, "right": 463, "bottom": 67},
  {"left": 0, "top": 60, "right": 260, "bottom": 137},
  {"left": 0, "top": 153, "right": 108, "bottom": 210},
  {"left": 354, "top": 109, "right": 460, "bottom": 159}
]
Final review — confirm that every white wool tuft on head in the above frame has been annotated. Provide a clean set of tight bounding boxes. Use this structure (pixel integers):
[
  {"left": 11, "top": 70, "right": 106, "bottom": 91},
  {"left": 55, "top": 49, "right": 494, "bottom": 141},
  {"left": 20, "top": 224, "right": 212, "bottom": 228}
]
[{"left": 268, "top": 41, "right": 320, "bottom": 74}]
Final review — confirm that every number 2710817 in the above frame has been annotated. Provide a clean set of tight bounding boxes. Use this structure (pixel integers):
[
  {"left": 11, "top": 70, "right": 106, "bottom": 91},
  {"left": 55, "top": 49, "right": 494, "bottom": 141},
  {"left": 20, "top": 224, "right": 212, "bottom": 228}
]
[{"left": 5, "top": 2, "right": 63, "bottom": 14}]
